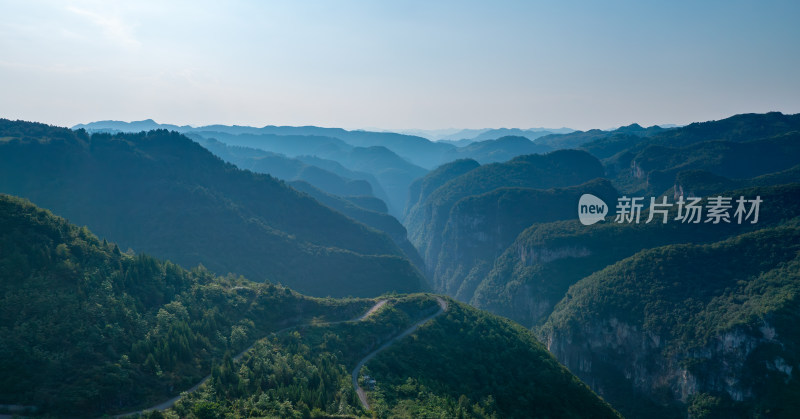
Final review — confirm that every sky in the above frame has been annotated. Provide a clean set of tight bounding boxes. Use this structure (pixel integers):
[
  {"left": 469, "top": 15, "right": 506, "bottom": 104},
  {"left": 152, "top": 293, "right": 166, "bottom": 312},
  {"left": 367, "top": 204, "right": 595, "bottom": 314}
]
[{"left": 1, "top": 0, "right": 799, "bottom": 131}]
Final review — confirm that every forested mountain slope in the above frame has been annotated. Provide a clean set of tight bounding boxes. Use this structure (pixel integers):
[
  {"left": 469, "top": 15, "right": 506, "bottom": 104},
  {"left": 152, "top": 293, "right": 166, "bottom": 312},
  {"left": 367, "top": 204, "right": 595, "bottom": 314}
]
[
  {"left": 196, "top": 137, "right": 377, "bottom": 198},
  {"left": 0, "top": 119, "right": 425, "bottom": 298},
  {"left": 173, "top": 295, "right": 621, "bottom": 419},
  {"left": 470, "top": 183, "right": 800, "bottom": 329},
  {"left": 541, "top": 223, "right": 800, "bottom": 418},
  {"left": 0, "top": 193, "right": 372, "bottom": 415},
  {"left": 399, "top": 113, "right": 800, "bottom": 418},
  {"left": 0, "top": 195, "right": 618, "bottom": 418},
  {"left": 404, "top": 149, "right": 606, "bottom": 294}
]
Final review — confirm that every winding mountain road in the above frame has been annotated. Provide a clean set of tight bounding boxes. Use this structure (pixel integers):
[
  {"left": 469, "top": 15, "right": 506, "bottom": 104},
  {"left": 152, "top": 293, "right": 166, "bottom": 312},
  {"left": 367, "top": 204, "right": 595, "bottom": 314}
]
[
  {"left": 114, "top": 296, "right": 446, "bottom": 416},
  {"left": 352, "top": 297, "right": 448, "bottom": 411},
  {"left": 114, "top": 299, "right": 388, "bottom": 418}
]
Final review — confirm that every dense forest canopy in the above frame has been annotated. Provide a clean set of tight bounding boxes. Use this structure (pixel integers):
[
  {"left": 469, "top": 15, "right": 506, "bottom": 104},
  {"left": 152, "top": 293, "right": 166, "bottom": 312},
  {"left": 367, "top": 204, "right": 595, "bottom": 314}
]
[
  {"left": 0, "top": 194, "right": 618, "bottom": 418},
  {"left": 2, "top": 111, "right": 799, "bottom": 418},
  {"left": 0, "top": 119, "right": 425, "bottom": 298}
]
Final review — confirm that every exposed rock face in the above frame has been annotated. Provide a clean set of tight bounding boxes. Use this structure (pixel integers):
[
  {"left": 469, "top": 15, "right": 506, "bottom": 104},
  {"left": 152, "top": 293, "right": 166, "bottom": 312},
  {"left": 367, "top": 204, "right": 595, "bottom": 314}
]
[
  {"left": 404, "top": 159, "right": 482, "bottom": 262},
  {"left": 517, "top": 244, "right": 592, "bottom": 266},
  {"left": 432, "top": 180, "right": 615, "bottom": 302},
  {"left": 405, "top": 159, "right": 480, "bottom": 218},
  {"left": 466, "top": 244, "right": 594, "bottom": 325},
  {"left": 405, "top": 151, "right": 608, "bottom": 303},
  {"left": 407, "top": 151, "right": 604, "bottom": 267},
  {"left": 536, "top": 224, "right": 800, "bottom": 418},
  {"left": 543, "top": 316, "right": 796, "bottom": 417}
]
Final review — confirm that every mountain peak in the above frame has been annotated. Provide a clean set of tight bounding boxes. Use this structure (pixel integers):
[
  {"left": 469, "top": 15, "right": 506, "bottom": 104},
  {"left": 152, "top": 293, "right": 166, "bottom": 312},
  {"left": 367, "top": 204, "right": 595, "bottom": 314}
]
[{"left": 615, "top": 123, "right": 644, "bottom": 132}]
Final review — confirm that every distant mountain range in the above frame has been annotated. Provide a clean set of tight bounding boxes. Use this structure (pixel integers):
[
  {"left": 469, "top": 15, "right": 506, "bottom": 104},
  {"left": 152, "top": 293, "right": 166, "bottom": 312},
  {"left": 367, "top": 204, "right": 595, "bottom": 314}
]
[
  {"left": 73, "top": 120, "right": 452, "bottom": 170},
  {"left": 74, "top": 121, "right": 577, "bottom": 143},
  {"left": 70, "top": 120, "right": 647, "bottom": 216},
  {"left": 74, "top": 120, "right": 438, "bottom": 216},
  {"left": 404, "top": 149, "right": 607, "bottom": 292},
  {"left": 0, "top": 120, "right": 425, "bottom": 298},
  {"left": 432, "top": 127, "right": 576, "bottom": 142},
  {"left": 401, "top": 111, "right": 800, "bottom": 418},
  {"left": 196, "top": 137, "right": 379, "bottom": 198},
  {"left": 3, "top": 111, "right": 799, "bottom": 418}
]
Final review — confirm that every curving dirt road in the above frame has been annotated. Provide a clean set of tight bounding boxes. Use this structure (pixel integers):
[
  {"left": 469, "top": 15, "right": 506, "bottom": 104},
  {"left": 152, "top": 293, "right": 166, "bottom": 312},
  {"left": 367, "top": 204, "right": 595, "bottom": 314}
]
[
  {"left": 114, "top": 299, "right": 388, "bottom": 418},
  {"left": 352, "top": 297, "right": 448, "bottom": 411},
  {"left": 114, "top": 296, "right": 445, "bottom": 416}
]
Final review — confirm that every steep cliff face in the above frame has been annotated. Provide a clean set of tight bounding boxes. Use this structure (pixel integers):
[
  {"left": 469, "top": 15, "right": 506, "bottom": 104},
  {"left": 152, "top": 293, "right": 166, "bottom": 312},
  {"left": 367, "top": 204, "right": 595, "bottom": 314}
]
[
  {"left": 469, "top": 183, "right": 800, "bottom": 329},
  {"left": 612, "top": 132, "right": 800, "bottom": 196},
  {"left": 404, "top": 159, "right": 481, "bottom": 260},
  {"left": 667, "top": 165, "right": 800, "bottom": 202},
  {"left": 432, "top": 179, "right": 617, "bottom": 301},
  {"left": 470, "top": 238, "right": 598, "bottom": 327},
  {"left": 544, "top": 316, "right": 798, "bottom": 418},
  {"left": 404, "top": 150, "right": 606, "bottom": 294},
  {"left": 405, "top": 158, "right": 480, "bottom": 218},
  {"left": 539, "top": 225, "right": 800, "bottom": 418}
]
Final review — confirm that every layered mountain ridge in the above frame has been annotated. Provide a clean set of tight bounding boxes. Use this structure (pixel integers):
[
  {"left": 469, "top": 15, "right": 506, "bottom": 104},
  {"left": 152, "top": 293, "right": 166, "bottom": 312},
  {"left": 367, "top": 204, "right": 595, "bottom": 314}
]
[
  {"left": 0, "top": 119, "right": 424, "bottom": 298},
  {"left": 0, "top": 194, "right": 620, "bottom": 418}
]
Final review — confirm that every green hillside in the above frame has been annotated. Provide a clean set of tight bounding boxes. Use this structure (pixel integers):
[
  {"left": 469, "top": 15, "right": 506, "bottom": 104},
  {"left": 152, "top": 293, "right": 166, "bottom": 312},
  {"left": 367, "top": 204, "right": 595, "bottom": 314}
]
[
  {"left": 668, "top": 164, "right": 800, "bottom": 199},
  {"left": 471, "top": 183, "right": 800, "bottom": 328},
  {"left": 406, "top": 149, "right": 605, "bottom": 268},
  {"left": 0, "top": 193, "right": 371, "bottom": 415},
  {"left": 404, "top": 149, "right": 606, "bottom": 304},
  {"left": 611, "top": 132, "right": 800, "bottom": 195},
  {"left": 0, "top": 195, "right": 616, "bottom": 418},
  {"left": 0, "top": 119, "right": 425, "bottom": 298},
  {"left": 365, "top": 301, "right": 621, "bottom": 419},
  {"left": 172, "top": 296, "right": 621, "bottom": 419},
  {"left": 404, "top": 158, "right": 480, "bottom": 218},
  {"left": 540, "top": 223, "right": 800, "bottom": 418},
  {"left": 643, "top": 112, "right": 800, "bottom": 149},
  {"left": 435, "top": 179, "right": 618, "bottom": 300}
]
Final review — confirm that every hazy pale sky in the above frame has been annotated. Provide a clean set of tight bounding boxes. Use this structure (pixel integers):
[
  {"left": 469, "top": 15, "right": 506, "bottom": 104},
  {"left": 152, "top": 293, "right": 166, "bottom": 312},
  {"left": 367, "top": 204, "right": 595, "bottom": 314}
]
[{"left": 1, "top": 0, "right": 799, "bottom": 130}]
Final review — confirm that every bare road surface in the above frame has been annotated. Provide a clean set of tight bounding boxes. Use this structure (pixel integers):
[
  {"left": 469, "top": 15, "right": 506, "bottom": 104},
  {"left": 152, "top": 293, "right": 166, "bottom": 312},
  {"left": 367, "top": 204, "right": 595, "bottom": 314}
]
[
  {"left": 113, "top": 299, "right": 388, "bottom": 418},
  {"left": 352, "top": 297, "right": 448, "bottom": 411}
]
